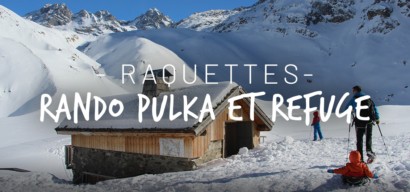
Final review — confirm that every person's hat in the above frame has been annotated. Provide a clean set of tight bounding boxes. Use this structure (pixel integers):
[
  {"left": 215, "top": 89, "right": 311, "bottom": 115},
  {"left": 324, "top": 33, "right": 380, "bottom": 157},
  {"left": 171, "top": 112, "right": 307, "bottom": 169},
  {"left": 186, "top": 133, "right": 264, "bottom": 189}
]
[{"left": 353, "top": 85, "right": 362, "bottom": 92}]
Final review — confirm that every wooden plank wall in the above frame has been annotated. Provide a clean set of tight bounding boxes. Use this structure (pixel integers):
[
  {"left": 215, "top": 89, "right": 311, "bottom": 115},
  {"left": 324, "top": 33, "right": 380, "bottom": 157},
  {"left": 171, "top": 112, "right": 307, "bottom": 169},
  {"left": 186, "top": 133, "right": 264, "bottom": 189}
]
[
  {"left": 72, "top": 135, "right": 125, "bottom": 152},
  {"left": 210, "top": 109, "right": 229, "bottom": 141},
  {"left": 252, "top": 122, "right": 260, "bottom": 147},
  {"left": 192, "top": 105, "right": 244, "bottom": 158},
  {"left": 125, "top": 136, "right": 159, "bottom": 155},
  {"left": 192, "top": 108, "right": 232, "bottom": 158},
  {"left": 71, "top": 100, "right": 264, "bottom": 159},
  {"left": 72, "top": 135, "right": 195, "bottom": 158}
]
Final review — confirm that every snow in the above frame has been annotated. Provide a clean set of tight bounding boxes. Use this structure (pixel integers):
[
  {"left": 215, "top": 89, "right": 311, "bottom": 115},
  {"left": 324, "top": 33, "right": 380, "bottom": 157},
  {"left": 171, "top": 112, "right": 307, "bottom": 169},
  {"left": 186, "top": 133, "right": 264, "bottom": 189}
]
[
  {"left": 86, "top": 26, "right": 410, "bottom": 106},
  {"left": 1, "top": 104, "right": 410, "bottom": 191},
  {"left": 257, "top": 98, "right": 410, "bottom": 141},
  {"left": 0, "top": 5, "right": 129, "bottom": 118},
  {"left": 80, "top": 32, "right": 202, "bottom": 92},
  {"left": 24, "top": 4, "right": 174, "bottom": 36},
  {"left": 238, "top": 147, "right": 249, "bottom": 155},
  {"left": 24, "top": 4, "right": 130, "bottom": 36},
  {"left": 176, "top": 10, "right": 240, "bottom": 31},
  {"left": 0, "top": 38, "right": 55, "bottom": 117},
  {"left": 18, "top": 0, "right": 409, "bottom": 106},
  {"left": 0, "top": 111, "right": 71, "bottom": 180},
  {"left": 58, "top": 82, "right": 237, "bottom": 129},
  {"left": 1, "top": 120, "right": 410, "bottom": 191}
]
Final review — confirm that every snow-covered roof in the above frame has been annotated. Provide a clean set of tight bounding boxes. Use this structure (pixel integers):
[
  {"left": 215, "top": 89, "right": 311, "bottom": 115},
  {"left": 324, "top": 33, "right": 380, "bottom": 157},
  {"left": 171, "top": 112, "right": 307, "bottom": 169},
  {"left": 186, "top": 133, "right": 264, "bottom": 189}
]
[{"left": 56, "top": 82, "right": 273, "bottom": 135}]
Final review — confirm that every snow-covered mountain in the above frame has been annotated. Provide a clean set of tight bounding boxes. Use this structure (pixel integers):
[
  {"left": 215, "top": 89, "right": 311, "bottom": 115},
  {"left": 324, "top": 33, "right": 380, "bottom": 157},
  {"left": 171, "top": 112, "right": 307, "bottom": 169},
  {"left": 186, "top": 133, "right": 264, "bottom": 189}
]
[
  {"left": 209, "top": 0, "right": 356, "bottom": 34},
  {"left": 94, "top": 0, "right": 408, "bottom": 105},
  {"left": 24, "top": 1, "right": 410, "bottom": 37},
  {"left": 24, "top": 3, "right": 130, "bottom": 35},
  {"left": 70, "top": 9, "right": 131, "bottom": 35},
  {"left": 180, "top": 0, "right": 409, "bottom": 36},
  {"left": 128, "top": 8, "right": 173, "bottom": 30},
  {"left": 24, "top": 3, "right": 73, "bottom": 27},
  {"left": 0, "top": 5, "right": 128, "bottom": 118},
  {"left": 24, "top": 4, "right": 173, "bottom": 35},
  {"left": 93, "top": 23, "right": 409, "bottom": 105},
  {"left": 175, "top": 9, "right": 240, "bottom": 32},
  {"left": 5, "top": 0, "right": 410, "bottom": 106}
]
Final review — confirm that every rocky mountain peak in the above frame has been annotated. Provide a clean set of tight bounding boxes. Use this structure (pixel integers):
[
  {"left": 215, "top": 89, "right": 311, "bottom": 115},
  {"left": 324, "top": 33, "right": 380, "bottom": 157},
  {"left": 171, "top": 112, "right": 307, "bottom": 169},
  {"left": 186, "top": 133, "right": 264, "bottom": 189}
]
[
  {"left": 175, "top": 9, "right": 239, "bottom": 31},
  {"left": 24, "top": 0, "right": 408, "bottom": 36},
  {"left": 358, "top": 0, "right": 400, "bottom": 34},
  {"left": 307, "top": 0, "right": 356, "bottom": 25},
  {"left": 94, "top": 10, "right": 115, "bottom": 20},
  {"left": 25, "top": 5, "right": 172, "bottom": 34},
  {"left": 25, "top": 3, "right": 73, "bottom": 26},
  {"left": 129, "top": 8, "right": 173, "bottom": 30},
  {"left": 209, "top": 0, "right": 406, "bottom": 36},
  {"left": 75, "top": 10, "right": 90, "bottom": 18}
]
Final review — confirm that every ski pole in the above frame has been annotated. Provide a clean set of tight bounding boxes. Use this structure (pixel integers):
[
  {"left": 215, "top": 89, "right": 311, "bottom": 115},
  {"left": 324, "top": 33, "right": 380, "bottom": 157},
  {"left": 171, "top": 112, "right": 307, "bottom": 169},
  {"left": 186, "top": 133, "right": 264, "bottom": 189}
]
[
  {"left": 376, "top": 123, "right": 391, "bottom": 160},
  {"left": 346, "top": 122, "right": 351, "bottom": 162},
  {"left": 346, "top": 113, "right": 355, "bottom": 162}
]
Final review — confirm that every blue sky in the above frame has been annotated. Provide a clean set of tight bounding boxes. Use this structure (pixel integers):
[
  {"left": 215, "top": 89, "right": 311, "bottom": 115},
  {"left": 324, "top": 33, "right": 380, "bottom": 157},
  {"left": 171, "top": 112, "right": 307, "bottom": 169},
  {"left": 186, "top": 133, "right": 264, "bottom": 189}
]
[{"left": 0, "top": 0, "right": 256, "bottom": 21}]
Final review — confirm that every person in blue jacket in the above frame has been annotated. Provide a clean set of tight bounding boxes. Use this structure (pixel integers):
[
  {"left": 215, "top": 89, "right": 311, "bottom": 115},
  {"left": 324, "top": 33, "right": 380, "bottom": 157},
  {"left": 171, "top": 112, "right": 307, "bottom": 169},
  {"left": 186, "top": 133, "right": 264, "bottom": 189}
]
[
  {"left": 311, "top": 111, "right": 323, "bottom": 141},
  {"left": 345, "top": 85, "right": 380, "bottom": 163}
]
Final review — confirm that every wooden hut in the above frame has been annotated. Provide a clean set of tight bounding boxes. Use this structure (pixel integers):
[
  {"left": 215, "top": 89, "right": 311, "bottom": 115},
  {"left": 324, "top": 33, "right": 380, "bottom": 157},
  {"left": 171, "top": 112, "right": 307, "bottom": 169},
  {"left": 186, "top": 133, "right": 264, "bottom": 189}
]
[{"left": 56, "top": 74, "right": 273, "bottom": 184}]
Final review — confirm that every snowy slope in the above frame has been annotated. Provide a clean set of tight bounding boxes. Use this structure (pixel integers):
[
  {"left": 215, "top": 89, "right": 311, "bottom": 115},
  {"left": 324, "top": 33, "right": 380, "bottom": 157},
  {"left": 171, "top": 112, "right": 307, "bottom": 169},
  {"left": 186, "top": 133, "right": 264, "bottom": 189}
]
[
  {"left": 211, "top": 0, "right": 351, "bottom": 33},
  {"left": 208, "top": 0, "right": 407, "bottom": 35},
  {"left": 0, "top": 38, "right": 54, "bottom": 117},
  {"left": 86, "top": 28, "right": 410, "bottom": 105},
  {"left": 0, "top": 5, "right": 128, "bottom": 118},
  {"left": 80, "top": 31, "right": 202, "bottom": 91}
]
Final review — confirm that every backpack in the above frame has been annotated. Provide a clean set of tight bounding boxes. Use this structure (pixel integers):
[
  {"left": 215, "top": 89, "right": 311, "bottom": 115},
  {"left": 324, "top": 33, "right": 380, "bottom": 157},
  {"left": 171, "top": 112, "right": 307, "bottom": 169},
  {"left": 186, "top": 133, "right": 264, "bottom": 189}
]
[{"left": 355, "top": 97, "right": 377, "bottom": 122}]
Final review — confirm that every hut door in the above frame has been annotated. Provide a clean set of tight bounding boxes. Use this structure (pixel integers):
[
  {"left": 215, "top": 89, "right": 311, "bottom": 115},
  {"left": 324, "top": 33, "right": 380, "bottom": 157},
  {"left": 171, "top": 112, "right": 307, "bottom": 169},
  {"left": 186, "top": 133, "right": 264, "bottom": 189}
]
[{"left": 224, "top": 121, "right": 254, "bottom": 157}]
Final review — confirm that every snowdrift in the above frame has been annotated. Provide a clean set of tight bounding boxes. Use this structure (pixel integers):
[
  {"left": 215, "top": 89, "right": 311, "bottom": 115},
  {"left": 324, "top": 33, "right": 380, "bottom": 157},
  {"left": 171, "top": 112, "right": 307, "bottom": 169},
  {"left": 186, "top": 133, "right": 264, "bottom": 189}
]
[
  {"left": 0, "top": 5, "right": 127, "bottom": 118},
  {"left": 80, "top": 33, "right": 202, "bottom": 91}
]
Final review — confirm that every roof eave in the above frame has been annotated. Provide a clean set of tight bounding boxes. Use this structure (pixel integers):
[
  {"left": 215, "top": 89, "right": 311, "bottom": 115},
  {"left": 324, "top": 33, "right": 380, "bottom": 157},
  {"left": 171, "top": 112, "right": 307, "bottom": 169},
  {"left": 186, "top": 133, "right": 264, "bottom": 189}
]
[
  {"left": 192, "top": 86, "right": 274, "bottom": 135},
  {"left": 55, "top": 127, "right": 196, "bottom": 135},
  {"left": 238, "top": 88, "right": 274, "bottom": 131}
]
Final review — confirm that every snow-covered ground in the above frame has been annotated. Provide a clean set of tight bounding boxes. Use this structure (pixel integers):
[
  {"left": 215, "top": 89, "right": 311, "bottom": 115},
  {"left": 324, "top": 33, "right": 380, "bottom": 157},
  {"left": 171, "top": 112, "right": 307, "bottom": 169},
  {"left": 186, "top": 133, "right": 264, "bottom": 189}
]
[
  {"left": 257, "top": 100, "right": 410, "bottom": 141},
  {"left": 0, "top": 105, "right": 409, "bottom": 192}
]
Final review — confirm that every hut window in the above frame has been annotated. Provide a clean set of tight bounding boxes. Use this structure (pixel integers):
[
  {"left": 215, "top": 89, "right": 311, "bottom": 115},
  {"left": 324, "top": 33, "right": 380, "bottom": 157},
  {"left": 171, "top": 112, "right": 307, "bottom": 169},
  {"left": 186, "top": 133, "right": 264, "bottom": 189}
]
[{"left": 159, "top": 138, "right": 184, "bottom": 157}]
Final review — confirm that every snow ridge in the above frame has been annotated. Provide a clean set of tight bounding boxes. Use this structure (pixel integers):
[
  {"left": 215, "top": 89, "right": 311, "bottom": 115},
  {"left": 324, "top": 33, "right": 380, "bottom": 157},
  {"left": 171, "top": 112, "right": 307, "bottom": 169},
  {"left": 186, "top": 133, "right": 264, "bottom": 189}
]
[{"left": 25, "top": 4, "right": 173, "bottom": 35}]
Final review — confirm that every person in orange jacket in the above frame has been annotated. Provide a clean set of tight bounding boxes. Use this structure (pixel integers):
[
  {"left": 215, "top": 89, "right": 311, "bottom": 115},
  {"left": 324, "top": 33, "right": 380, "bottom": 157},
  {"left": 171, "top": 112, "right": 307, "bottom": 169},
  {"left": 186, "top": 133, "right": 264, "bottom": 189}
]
[{"left": 327, "top": 151, "right": 378, "bottom": 185}]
